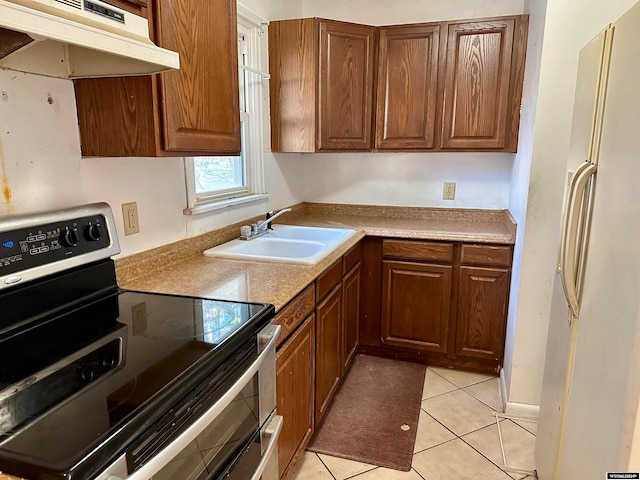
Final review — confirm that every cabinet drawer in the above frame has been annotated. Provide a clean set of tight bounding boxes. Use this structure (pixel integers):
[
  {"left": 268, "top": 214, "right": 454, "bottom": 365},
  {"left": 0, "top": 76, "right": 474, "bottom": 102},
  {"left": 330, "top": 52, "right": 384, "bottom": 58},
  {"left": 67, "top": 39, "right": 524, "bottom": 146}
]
[
  {"left": 461, "top": 244, "right": 512, "bottom": 267},
  {"left": 343, "top": 242, "right": 362, "bottom": 274},
  {"left": 383, "top": 240, "right": 453, "bottom": 262},
  {"left": 316, "top": 260, "right": 343, "bottom": 302},
  {"left": 275, "top": 284, "right": 315, "bottom": 345}
]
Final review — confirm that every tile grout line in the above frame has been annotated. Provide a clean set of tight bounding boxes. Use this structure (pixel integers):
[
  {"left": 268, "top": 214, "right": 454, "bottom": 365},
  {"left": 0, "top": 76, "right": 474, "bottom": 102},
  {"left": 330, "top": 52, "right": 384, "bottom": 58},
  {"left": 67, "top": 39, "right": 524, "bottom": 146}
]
[
  {"left": 415, "top": 402, "right": 517, "bottom": 478},
  {"left": 458, "top": 436, "right": 515, "bottom": 479},
  {"left": 427, "top": 367, "right": 498, "bottom": 389},
  {"left": 505, "top": 418, "right": 537, "bottom": 438},
  {"left": 314, "top": 452, "right": 339, "bottom": 480},
  {"left": 340, "top": 463, "right": 379, "bottom": 480},
  {"left": 509, "top": 419, "right": 538, "bottom": 437},
  {"left": 422, "top": 375, "right": 500, "bottom": 406},
  {"left": 459, "top": 425, "right": 529, "bottom": 480},
  {"left": 411, "top": 466, "right": 428, "bottom": 480},
  {"left": 460, "top": 438, "right": 526, "bottom": 480},
  {"left": 458, "top": 385, "right": 503, "bottom": 412},
  {"left": 421, "top": 375, "right": 461, "bottom": 403},
  {"left": 420, "top": 405, "right": 460, "bottom": 433},
  {"left": 422, "top": 388, "right": 502, "bottom": 436}
]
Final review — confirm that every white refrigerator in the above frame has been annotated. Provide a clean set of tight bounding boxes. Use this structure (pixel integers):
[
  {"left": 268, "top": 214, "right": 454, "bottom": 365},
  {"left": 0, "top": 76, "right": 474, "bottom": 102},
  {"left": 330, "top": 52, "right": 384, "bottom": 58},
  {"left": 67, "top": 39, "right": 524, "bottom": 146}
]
[{"left": 535, "top": 2, "right": 640, "bottom": 479}]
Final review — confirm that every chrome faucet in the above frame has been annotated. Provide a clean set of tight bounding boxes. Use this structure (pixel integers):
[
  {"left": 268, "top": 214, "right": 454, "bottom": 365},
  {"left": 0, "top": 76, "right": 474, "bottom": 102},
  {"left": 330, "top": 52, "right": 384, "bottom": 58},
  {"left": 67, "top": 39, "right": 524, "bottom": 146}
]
[{"left": 240, "top": 208, "right": 292, "bottom": 240}]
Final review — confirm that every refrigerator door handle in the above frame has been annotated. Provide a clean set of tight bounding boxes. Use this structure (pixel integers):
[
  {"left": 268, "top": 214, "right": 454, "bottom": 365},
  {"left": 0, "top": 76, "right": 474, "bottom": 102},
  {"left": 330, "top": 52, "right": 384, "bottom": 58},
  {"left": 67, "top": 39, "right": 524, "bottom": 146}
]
[
  {"left": 558, "top": 161, "right": 591, "bottom": 295},
  {"left": 560, "top": 162, "right": 597, "bottom": 319}
]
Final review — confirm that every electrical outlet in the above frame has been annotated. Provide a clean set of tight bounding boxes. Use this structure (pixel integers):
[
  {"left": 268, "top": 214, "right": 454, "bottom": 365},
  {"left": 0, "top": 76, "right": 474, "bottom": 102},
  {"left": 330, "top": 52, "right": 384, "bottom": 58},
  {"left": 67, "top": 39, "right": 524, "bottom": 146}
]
[
  {"left": 443, "top": 182, "right": 456, "bottom": 200},
  {"left": 122, "top": 202, "right": 140, "bottom": 235}
]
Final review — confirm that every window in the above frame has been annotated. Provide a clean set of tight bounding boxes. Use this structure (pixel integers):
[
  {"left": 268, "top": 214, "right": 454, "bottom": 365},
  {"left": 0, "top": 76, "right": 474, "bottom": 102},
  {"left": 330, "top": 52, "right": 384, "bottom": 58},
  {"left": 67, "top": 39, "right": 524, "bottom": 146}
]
[{"left": 184, "top": 6, "right": 268, "bottom": 215}]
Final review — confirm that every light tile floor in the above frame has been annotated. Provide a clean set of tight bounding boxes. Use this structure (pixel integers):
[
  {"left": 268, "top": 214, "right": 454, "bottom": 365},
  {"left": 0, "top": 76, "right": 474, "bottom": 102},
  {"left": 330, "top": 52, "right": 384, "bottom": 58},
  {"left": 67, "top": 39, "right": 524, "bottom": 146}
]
[{"left": 290, "top": 366, "right": 537, "bottom": 480}]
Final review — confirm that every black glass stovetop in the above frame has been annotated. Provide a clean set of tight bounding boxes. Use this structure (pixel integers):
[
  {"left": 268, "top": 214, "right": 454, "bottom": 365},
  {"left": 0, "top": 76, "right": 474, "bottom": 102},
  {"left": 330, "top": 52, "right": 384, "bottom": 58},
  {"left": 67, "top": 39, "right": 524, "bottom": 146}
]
[{"left": 0, "top": 263, "right": 274, "bottom": 480}]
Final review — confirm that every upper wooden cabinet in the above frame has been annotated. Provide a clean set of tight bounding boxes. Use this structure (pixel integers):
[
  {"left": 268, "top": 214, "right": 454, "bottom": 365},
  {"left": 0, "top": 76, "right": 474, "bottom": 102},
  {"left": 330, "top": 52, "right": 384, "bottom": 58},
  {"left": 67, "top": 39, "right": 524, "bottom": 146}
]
[
  {"left": 269, "top": 14, "right": 528, "bottom": 153},
  {"left": 74, "top": 0, "right": 240, "bottom": 157},
  {"left": 375, "top": 24, "right": 440, "bottom": 150},
  {"left": 318, "top": 21, "right": 376, "bottom": 150},
  {"left": 269, "top": 18, "right": 376, "bottom": 152},
  {"left": 440, "top": 17, "right": 526, "bottom": 151}
]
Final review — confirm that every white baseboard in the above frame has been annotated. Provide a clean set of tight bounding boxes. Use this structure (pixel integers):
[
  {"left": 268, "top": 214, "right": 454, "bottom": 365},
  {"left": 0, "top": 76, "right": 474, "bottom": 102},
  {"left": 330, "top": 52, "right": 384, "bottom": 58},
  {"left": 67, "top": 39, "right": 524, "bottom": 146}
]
[{"left": 499, "top": 368, "right": 540, "bottom": 419}]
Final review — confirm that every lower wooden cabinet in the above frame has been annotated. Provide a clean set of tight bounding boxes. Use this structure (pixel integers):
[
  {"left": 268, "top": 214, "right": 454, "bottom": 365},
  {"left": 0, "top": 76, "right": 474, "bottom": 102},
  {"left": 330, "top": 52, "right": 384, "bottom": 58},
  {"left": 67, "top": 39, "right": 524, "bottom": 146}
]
[
  {"left": 276, "top": 315, "right": 315, "bottom": 479},
  {"left": 381, "top": 260, "right": 451, "bottom": 353},
  {"left": 274, "top": 241, "right": 361, "bottom": 477},
  {"left": 360, "top": 237, "right": 513, "bottom": 373},
  {"left": 342, "top": 262, "right": 360, "bottom": 373},
  {"left": 456, "top": 266, "right": 510, "bottom": 361},
  {"left": 315, "top": 284, "right": 343, "bottom": 424}
]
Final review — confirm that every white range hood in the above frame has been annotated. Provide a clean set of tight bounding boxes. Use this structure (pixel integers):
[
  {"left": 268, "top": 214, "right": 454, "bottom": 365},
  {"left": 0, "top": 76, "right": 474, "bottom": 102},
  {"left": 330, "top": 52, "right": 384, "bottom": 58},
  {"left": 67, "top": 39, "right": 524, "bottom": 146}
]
[{"left": 0, "top": 0, "right": 179, "bottom": 79}]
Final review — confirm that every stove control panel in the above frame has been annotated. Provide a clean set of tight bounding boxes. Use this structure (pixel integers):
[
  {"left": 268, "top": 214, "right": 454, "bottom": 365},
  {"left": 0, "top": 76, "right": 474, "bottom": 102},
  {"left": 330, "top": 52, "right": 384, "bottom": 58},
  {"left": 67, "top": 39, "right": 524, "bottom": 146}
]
[{"left": 0, "top": 203, "right": 120, "bottom": 289}]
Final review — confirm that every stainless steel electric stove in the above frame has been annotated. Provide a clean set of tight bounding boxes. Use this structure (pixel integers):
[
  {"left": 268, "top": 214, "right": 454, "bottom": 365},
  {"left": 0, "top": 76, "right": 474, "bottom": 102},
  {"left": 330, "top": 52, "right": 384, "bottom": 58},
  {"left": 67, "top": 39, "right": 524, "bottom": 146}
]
[{"left": 0, "top": 203, "right": 281, "bottom": 480}]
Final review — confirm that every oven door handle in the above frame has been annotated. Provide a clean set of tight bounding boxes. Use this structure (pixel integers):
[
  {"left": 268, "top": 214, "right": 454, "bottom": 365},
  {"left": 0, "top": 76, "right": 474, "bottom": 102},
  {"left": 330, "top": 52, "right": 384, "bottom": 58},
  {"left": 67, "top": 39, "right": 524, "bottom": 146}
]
[
  {"left": 103, "top": 323, "right": 281, "bottom": 480},
  {"left": 251, "top": 414, "right": 283, "bottom": 480}
]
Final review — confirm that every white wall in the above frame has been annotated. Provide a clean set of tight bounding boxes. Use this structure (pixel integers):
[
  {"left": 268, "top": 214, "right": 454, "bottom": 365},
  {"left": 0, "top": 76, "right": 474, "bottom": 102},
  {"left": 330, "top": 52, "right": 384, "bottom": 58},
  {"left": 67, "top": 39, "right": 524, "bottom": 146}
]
[
  {"left": 503, "top": 0, "right": 639, "bottom": 408},
  {"left": 502, "top": 0, "right": 547, "bottom": 411},
  {"left": 297, "top": 0, "right": 525, "bottom": 210},
  {"left": 302, "top": 152, "right": 513, "bottom": 209},
  {"left": 242, "top": 0, "right": 302, "bottom": 19},
  {"left": 300, "top": 0, "right": 524, "bottom": 24},
  {"left": 0, "top": 0, "right": 305, "bottom": 258},
  {"left": 0, "top": 71, "right": 84, "bottom": 215}
]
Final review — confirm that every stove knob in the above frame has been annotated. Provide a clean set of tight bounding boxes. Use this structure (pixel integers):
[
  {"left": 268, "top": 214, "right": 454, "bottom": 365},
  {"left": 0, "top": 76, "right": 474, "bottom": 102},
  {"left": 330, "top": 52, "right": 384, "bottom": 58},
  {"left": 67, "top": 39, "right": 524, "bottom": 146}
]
[
  {"left": 102, "top": 355, "right": 117, "bottom": 369},
  {"left": 61, "top": 226, "right": 79, "bottom": 247},
  {"left": 80, "top": 366, "right": 95, "bottom": 382},
  {"left": 86, "top": 222, "right": 102, "bottom": 241}
]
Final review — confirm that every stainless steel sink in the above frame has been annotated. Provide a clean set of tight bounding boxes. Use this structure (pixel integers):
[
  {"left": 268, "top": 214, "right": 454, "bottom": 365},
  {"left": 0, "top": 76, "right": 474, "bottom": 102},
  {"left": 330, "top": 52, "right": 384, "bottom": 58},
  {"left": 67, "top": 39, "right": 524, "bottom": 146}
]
[{"left": 203, "top": 225, "right": 356, "bottom": 265}]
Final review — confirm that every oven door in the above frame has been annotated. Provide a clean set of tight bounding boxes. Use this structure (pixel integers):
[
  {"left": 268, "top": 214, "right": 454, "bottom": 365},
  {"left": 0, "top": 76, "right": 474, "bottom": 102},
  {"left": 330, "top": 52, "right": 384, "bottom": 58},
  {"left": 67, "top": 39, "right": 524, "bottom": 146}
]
[{"left": 98, "top": 323, "right": 281, "bottom": 480}]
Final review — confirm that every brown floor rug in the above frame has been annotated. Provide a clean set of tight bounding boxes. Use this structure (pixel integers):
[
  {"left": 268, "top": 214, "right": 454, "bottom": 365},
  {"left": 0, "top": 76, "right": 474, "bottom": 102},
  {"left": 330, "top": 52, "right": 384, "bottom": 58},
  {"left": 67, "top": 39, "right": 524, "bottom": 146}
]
[{"left": 307, "top": 354, "right": 426, "bottom": 471}]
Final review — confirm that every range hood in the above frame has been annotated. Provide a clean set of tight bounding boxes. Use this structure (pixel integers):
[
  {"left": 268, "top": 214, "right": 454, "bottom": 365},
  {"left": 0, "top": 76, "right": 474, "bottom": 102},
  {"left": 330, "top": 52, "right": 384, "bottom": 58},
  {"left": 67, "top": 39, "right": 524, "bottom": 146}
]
[{"left": 0, "top": 0, "right": 179, "bottom": 79}]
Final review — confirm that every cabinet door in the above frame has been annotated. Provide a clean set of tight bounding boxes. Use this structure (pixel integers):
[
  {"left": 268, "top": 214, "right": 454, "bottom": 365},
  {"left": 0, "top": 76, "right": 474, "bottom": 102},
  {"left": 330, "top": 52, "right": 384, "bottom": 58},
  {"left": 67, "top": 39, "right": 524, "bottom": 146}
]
[
  {"left": 315, "top": 284, "right": 343, "bottom": 424},
  {"left": 154, "top": 0, "right": 241, "bottom": 153},
  {"left": 268, "top": 18, "right": 317, "bottom": 153},
  {"left": 276, "top": 315, "right": 315, "bottom": 478},
  {"left": 376, "top": 25, "right": 440, "bottom": 150},
  {"left": 342, "top": 263, "right": 360, "bottom": 373},
  {"left": 456, "top": 266, "right": 510, "bottom": 361},
  {"left": 440, "top": 18, "right": 515, "bottom": 150},
  {"left": 318, "top": 20, "right": 376, "bottom": 151},
  {"left": 74, "top": 76, "right": 158, "bottom": 157},
  {"left": 381, "top": 261, "right": 451, "bottom": 353}
]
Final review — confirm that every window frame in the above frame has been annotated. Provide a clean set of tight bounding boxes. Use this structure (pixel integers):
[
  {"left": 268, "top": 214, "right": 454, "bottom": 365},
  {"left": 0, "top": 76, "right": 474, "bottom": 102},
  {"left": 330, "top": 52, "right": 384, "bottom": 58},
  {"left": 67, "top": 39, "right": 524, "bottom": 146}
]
[{"left": 183, "top": 5, "right": 269, "bottom": 215}]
